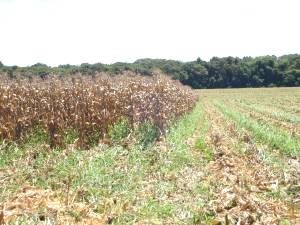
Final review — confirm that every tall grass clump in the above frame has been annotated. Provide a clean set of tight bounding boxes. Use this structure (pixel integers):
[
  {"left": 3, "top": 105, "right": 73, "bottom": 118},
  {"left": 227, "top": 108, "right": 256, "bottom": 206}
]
[
  {"left": 135, "top": 122, "right": 159, "bottom": 149},
  {"left": 108, "top": 118, "right": 131, "bottom": 143}
]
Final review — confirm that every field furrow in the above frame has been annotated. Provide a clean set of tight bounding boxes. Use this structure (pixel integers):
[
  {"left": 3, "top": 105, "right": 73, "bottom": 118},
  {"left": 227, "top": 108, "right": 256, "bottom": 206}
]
[
  {"left": 200, "top": 100, "right": 300, "bottom": 224},
  {"left": 221, "top": 100, "right": 300, "bottom": 138}
]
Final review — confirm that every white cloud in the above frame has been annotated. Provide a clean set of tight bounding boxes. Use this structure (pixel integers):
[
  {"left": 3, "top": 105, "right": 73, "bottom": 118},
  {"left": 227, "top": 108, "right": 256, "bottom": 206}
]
[{"left": 0, "top": 0, "right": 299, "bottom": 66}]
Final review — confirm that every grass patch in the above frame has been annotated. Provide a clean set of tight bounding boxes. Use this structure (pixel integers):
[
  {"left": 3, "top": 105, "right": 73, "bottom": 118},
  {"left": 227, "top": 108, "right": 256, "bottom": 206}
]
[
  {"left": 139, "top": 198, "right": 174, "bottom": 218},
  {"left": 164, "top": 103, "right": 204, "bottom": 171}
]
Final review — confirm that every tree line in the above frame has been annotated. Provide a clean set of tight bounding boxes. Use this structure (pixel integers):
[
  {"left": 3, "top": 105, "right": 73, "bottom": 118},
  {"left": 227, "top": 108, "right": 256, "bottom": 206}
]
[{"left": 1, "top": 54, "right": 299, "bottom": 88}]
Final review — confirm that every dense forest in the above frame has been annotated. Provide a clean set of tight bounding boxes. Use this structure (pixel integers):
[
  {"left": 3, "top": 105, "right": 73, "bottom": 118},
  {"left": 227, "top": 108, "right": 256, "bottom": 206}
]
[{"left": 1, "top": 54, "right": 299, "bottom": 88}]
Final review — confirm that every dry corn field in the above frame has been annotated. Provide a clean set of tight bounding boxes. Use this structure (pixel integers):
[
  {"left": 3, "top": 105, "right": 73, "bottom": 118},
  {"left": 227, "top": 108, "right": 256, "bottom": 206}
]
[
  {"left": 0, "top": 73, "right": 196, "bottom": 148},
  {"left": 0, "top": 84, "right": 300, "bottom": 224}
]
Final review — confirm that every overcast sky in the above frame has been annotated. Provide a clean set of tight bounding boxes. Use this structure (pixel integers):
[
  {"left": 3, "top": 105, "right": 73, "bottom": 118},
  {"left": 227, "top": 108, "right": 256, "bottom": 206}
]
[{"left": 0, "top": 0, "right": 299, "bottom": 66}]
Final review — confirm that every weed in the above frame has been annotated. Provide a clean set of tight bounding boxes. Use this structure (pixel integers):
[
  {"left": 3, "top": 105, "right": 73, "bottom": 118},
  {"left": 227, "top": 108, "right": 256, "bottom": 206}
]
[
  {"left": 108, "top": 118, "right": 131, "bottom": 143},
  {"left": 135, "top": 122, "right": 158, "bottom": 149}
]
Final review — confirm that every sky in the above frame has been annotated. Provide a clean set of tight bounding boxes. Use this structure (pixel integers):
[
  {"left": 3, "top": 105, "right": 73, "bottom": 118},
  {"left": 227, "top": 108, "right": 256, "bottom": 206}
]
[{"left": 0, "top": 0, "right": 299, "bottom": 67}]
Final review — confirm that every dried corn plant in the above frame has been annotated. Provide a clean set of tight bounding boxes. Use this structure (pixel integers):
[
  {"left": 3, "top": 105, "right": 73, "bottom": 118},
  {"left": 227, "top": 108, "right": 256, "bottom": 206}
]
[{"left": 0, "top": 72, "right": 197, "bottom": 148}]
